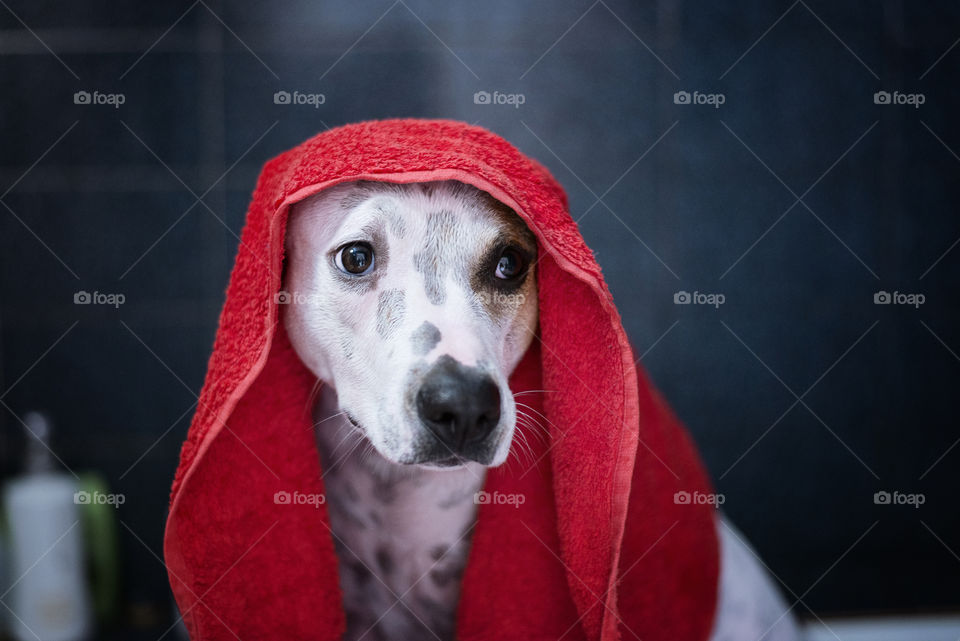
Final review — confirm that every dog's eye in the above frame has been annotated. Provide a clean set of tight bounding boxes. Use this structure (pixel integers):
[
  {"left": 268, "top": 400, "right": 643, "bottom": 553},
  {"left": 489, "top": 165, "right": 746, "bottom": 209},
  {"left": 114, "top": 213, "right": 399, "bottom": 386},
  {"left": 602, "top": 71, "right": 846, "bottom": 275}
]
[
  {"left": 335, "top": 242, "right": 375, "bottom": 275},
  {"left": 494, "top": 247, "right": 527, "bottom": 280}
]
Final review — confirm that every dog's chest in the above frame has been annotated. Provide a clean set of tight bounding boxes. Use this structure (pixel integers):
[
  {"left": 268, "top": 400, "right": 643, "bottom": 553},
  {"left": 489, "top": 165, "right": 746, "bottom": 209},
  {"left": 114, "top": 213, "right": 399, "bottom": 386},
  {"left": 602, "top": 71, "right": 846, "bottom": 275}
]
[{"left": 316, "top": 419, "right": 484, "bottom": 641}]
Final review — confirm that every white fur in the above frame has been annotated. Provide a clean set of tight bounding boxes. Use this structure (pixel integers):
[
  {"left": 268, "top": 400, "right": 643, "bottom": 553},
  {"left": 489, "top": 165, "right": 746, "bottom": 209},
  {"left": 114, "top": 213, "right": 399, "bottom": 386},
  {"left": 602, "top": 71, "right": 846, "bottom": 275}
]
[{"left": 709, "top": 516, "right": 802, "bottom": 641}]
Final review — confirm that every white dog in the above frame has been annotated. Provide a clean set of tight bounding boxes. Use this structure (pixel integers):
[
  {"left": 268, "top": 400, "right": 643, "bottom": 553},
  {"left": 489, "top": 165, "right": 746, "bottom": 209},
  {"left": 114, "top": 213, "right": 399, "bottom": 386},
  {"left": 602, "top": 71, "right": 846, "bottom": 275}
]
[{"left": 283, "top": 180, "right": 800, "bottom": 641}]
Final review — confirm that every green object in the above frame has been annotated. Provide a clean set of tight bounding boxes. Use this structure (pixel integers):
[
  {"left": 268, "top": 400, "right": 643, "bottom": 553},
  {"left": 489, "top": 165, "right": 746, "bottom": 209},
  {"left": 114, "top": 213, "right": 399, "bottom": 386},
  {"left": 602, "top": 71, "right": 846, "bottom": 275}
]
[{"left": 76, "top": 473, "right": 120, "bottom": 624}]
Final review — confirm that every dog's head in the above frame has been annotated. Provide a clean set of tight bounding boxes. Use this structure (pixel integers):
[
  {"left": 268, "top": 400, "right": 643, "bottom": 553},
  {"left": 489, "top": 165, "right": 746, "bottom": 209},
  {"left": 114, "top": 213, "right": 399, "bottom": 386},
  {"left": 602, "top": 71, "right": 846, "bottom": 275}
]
[{"left": 283, "top": 180, "right": 538, "bottom": 468}]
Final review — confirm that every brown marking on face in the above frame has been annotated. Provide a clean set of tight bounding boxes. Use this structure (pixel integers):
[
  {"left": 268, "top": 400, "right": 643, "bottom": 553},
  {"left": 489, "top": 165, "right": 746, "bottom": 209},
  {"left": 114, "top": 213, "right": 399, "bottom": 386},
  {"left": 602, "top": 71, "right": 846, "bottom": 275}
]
[{"left": 470, "top": 206, "right": 538, "bottom": 322}]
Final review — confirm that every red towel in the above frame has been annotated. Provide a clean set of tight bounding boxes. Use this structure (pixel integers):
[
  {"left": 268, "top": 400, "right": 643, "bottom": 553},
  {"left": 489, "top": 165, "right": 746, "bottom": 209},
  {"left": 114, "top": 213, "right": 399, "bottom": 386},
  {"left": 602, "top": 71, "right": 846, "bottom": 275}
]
[{"left": 164, "top": 119, "right": 719, "bottom": 640}]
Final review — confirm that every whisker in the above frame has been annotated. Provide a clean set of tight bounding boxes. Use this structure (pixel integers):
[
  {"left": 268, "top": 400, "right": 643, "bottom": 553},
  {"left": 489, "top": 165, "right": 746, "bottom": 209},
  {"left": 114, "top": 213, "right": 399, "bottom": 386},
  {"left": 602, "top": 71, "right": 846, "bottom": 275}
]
[
  {"left": 505, "top": 438, "right": 527, "bottom": 473},
  {"left": 509, "top": 419, "right": 536, "bottom": 467},
  {"left": 358, "top": 440, "right": 377, "bottom": 466},
  {"left": 515, "top": 402, "right": 555, "bottom": 434},
  {"left": 515, "top": 428, "right": 534, "bottom": 465},
  {"left": 515, "top": 418, "right": 550, "bottom": 448},
  {"left": 514, "top": 408, "right": 549, "bottom": 445},
  {"left": 309, "top": 410, "right": 347, "bottom": 431},
  {"left": 328, "top": 421, "right": 360, "bottom": 458},
  {"left": 324, "top": 432, "right": 366, "bottom": 477},
  {"left": 304, "top": 378, "right": 325, "bottom": 415}
]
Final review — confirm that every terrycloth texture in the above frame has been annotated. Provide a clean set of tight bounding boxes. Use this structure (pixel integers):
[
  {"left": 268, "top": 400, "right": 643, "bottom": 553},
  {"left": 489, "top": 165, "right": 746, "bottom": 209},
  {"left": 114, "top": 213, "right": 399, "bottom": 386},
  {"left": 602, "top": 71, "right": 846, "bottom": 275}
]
[{"left": 164, "top": 119, "right": 720, "bottom": 641}]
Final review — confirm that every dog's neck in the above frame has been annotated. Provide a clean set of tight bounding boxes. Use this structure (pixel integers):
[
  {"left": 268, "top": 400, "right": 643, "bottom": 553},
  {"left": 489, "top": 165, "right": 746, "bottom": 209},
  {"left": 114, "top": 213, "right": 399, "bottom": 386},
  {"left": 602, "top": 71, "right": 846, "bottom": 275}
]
[{"left": 313, "top": 386, "right": 485, "bottom": 641}]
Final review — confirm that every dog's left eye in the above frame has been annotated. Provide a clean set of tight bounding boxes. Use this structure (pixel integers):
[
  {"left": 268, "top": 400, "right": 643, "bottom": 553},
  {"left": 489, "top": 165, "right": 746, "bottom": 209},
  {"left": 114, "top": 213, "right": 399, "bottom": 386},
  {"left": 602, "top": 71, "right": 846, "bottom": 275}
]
[
  {"left": 494, "top": 247, "right": 527, "bottom": 280},
  {"left": 335, "top": 242, "right": 375, "bottom": 275}
]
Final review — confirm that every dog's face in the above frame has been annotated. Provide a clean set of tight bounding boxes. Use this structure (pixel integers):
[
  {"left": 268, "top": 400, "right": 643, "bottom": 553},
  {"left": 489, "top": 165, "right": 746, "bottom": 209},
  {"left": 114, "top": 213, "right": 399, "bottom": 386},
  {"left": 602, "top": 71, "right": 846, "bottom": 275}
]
[{"left": 283, "top": 181, "right": 538, "bottom": 468}]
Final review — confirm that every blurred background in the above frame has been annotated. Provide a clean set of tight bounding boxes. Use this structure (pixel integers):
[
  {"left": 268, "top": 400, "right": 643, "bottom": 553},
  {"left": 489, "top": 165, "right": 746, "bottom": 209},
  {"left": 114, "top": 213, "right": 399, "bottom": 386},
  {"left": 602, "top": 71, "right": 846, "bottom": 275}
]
[{"left": 0, "top": 0, "right": 958, "bottom": 639}]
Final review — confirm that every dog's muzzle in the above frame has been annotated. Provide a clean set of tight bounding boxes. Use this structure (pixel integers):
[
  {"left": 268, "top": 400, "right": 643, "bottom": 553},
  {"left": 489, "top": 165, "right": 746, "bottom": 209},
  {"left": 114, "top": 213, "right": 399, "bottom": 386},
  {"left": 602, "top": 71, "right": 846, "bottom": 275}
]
[{"left": 415, "top": 356, "right": 501, "bottom": 464}]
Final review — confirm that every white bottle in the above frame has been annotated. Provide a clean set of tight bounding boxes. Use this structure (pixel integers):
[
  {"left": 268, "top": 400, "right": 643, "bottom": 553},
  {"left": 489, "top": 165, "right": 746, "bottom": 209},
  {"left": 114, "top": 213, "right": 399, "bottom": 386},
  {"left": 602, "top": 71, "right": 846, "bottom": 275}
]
[{"left": 2, "top": 412, "right": 92, "bottom": 641}]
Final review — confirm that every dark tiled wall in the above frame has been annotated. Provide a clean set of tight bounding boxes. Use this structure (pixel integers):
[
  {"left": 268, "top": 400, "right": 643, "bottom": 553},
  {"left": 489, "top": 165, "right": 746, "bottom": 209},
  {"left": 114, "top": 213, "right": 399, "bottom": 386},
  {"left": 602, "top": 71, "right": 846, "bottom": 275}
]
[{"left": 1, "top": 0, "right": 958, "bottom": 623}]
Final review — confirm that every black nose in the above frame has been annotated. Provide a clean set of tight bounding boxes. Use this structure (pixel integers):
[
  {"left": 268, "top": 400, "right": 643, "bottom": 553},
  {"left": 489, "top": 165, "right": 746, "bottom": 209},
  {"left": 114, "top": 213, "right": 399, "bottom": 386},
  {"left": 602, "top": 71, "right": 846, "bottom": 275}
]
[{"left": 416, "top": 356, "right": 501, "bottom": 451}]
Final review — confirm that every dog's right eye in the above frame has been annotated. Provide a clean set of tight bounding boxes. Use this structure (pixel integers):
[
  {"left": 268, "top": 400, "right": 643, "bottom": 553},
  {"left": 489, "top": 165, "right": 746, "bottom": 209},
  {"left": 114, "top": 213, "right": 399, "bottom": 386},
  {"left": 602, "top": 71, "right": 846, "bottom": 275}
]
[{"left": 335, "top": 242, "right": 375, "bottom": 275}]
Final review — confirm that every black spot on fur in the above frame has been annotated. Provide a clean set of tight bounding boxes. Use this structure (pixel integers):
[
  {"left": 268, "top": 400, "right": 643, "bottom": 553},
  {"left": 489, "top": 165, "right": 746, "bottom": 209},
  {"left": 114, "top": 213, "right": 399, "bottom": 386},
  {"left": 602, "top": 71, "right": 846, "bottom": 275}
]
[
  {"left": 375, "top": 546, "right": 394, "bottom": 574},
  {"left": 343, "top": 481, "right": 359, "bottom": 503},
  {"left": 411, "top": 321, "right": 441, "bottom": 356},
  {"left": 429, "top": 564, "right": 463, "bottom": 588},
  {"left": 365, "top": 622, "right": 387, "bottom": 641},
  {"left": 438, "top": 491, "right": 468, "bottom": 510},
  {"left": 414, "top": 594, "right": 444, "bottom": 611},
  {"left": 429, "top": 544, "right": 449, "bottom": 561},
  {"left": 414, "top": 249, "right": 446, "bottom": 306},
  {"left": 372, "top": 478, "right": 397, "bottom": 504},
  {"left": 326, "top": 501, "right": 367, "bottom": 530},
  {"left": 413, "top": 210, "right": 458, "bottom": 306},
  {"left": 345, "top": 560, "right": 372, "bottom": 585}
]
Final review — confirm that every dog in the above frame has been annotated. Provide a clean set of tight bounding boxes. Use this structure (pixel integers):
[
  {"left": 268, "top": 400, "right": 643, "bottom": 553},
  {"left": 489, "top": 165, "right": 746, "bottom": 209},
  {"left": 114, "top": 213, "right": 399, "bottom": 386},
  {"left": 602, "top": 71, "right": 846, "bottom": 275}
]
[{"left": 283, "top": 180, "right": 800, "bottom": 641}]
